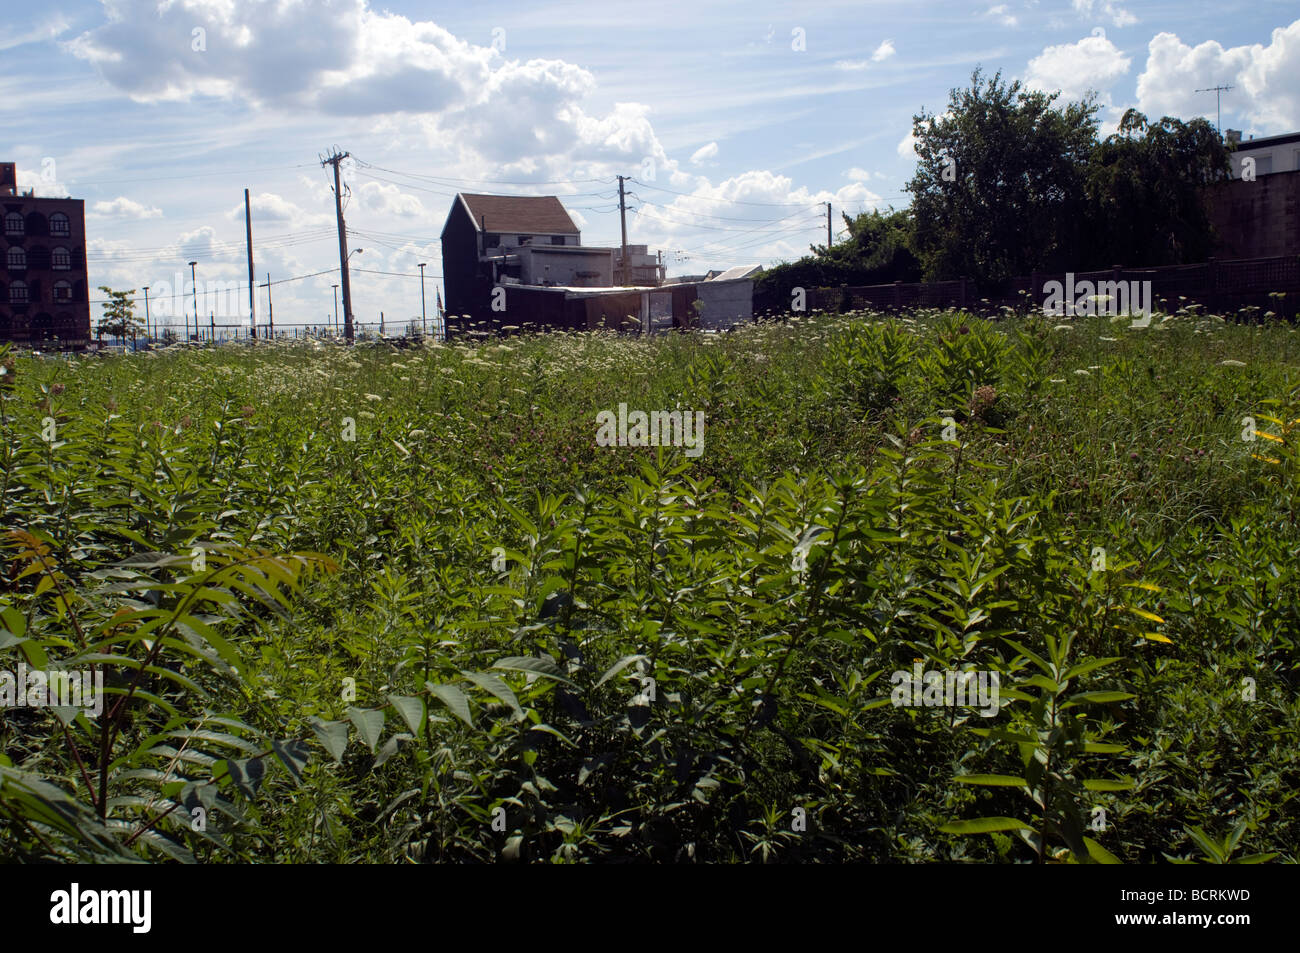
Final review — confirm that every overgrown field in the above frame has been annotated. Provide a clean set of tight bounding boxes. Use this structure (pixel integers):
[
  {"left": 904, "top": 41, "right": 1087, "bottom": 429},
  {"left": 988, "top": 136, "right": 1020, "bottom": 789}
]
[{"left": 2, "top": 308, "right": 1298, "bottom": 863}]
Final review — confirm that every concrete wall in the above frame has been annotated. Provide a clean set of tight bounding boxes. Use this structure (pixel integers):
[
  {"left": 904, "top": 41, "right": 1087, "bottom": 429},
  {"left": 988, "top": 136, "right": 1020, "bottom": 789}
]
[
  {"left": 693, "top": 278, "right": 754, "bottom": 329},
  {"left": 1206, "top": 169, "right": 1300, "bottom": 259},
  {"left": 518, "top": 246, "right": 615, "bottom": 287}
]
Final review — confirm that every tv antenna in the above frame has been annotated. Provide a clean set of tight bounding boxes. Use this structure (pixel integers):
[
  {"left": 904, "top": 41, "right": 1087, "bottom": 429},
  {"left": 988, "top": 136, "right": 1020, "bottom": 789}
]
[{"left": 1195, "top": 85, "right": 1233, "bottom": 135}]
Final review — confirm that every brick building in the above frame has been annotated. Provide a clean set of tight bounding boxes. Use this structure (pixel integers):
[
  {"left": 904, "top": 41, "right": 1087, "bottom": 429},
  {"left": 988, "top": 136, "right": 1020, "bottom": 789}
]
[{"left": 1, "top": 162, "right": 91, "bottom": 347}]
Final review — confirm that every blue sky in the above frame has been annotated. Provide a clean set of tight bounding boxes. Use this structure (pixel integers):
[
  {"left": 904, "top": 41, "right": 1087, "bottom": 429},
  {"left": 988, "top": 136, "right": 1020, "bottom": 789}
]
[{"left": 3, "top": 0, "right": 1298, "bottom": 333}]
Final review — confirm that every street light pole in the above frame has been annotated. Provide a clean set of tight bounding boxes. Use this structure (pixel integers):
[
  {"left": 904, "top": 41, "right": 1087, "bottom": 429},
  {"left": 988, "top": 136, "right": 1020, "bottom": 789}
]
[
  {"left": 142, "top": 286, "right": 150, "bottom": 340},
  {"left": 332, "top": 284, "right": 339, "bottom": 333},
  {"left": 418, "top": 263, "right": 427, "bottom": 336},
  {"left": 188, "top": 261, "right": 198, "bottom": 342}
]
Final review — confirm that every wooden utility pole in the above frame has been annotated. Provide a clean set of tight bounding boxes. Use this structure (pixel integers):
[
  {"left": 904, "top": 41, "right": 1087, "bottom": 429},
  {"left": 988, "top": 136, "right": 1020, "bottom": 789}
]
[
  {"left": 618, "top": 174, "right": 629, "bottom": 286},
  {"left": 244, "top": 189, "right": 256, "bottom": 338},
  {"left": 826, "top": 202, "right": 832, "bottom": 249},
  {"left": 322, "top": 149, "right": 355, "bottom": 341}
]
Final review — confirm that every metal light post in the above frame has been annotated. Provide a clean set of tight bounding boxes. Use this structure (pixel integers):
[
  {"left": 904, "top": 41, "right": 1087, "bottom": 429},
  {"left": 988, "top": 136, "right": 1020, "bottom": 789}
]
[
  {"left": 418, "top": 263, "right": 427, "bottom": 337},
  {"left": 142, "top": 286, "right": 150, "bottom": 341},
  {"left": 332, "top": 283, "right": 339, "bottom": 334},
  {"left": 188, "top": 261, "right": 198, "bottom": 342}
]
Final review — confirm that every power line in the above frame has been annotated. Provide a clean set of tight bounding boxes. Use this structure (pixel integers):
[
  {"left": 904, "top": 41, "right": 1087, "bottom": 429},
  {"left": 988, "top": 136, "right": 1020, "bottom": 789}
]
[{"left": 629, "top": 178, "right": 821, "bottom": 207}]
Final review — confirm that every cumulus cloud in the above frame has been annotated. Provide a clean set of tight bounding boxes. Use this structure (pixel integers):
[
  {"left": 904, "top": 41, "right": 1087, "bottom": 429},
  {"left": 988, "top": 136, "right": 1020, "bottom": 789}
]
[
  {"left": 1024, "top": 33, "right": 1131, "bottom": 104},
  {"left": 16, "top": 167, "right": 70, "bottom": 198},
  {"left": 357, "top": 181, "right": 425, "bottom": 218},
  {"left": 690, "top": 142, "right": 719, "bottom": 165},
  {"left": 835, "top": 59, "right": 871, "bottom": 71},
  {"left": 872, "top": 39, "right": 896, "bottom": 61},
  {"left": 92, "top": 196, "right": 162, "bottom": 218},
  {"left": 1136, "top": 21, "right": 1300, "bottom": 134},
  {"left": 67, "top": 0, "right": 671, "bottom": 181},
  {"left": 897, "top": 131, "right": 918, "bottom": 158},
  {"left": 1072, "top": 0, "right": 1137, "bottom": 29}
]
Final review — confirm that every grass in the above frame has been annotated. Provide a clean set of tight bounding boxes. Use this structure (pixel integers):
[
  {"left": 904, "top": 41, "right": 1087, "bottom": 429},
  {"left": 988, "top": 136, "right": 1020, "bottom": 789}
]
[{"left": 1, "top": 306, "right": 1297, "bottom": 863}]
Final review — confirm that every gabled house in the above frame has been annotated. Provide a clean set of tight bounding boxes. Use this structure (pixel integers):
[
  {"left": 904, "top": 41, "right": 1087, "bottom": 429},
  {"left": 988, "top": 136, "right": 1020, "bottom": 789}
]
[{"left": 441, "top": 192, "right": 620, "bottom": 335}]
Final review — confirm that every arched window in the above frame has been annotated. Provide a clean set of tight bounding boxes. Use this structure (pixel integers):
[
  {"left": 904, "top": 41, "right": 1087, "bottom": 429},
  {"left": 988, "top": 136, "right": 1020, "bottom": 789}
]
[
  {"left": 49, "top": 213, "right": 70, "bottom": 237},
  {"left": 7, "top": 247, "right": 25, "bottom": 271},
  {"left": 9, "top": 280, "right": 28, "bottom": 304},
  {"left": 51, "top": 246, "right": 70, "bottom": 270},
  {"left": 54, "top": 280, "right": 72, "bottom": 303},
  {"left": 3, "top": 212, "right": 22, "bottom": 236}
]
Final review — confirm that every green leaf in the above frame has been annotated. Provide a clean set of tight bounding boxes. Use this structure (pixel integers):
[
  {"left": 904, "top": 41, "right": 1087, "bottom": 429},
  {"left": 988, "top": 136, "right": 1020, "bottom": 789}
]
[
  {"left": 271, "top": 738, "right": 310, "bottom": 784},
  {"left": 954, "top": 774, "right": 1028, "bottom": 787},
  {"left": 595, "top": 654, "right": 649, "bottom": 688},
  {"left": 426, "top": 682, "right": 473, "bottom": 727},
  {"left": 309, "top": 718, "right": 349, "bottom": 763},
  {"left": 492, "top": 655, "right": 574, "bottom": 686},
  {"left": 940, "top": 817, "right": 1034, "bottom": 835},
  {"left": 224, "top": 757, "right": 266, "bottom": 799},
  {"left": 1084, "top": 837, "right": 1123, "bottom": 864},
  {"left": 387, "top": 694, "right": 426, "bottom": 735},
  {"left": 460, "top": 671, "right": 523, "bottom": 716},
  {"left": 1082, "top": 778, "right": 1135, "bottom": 792},
  {"left": 348, "top": 707, "right": 385, "bottom": 753},
  {"left": 1066, "top": 691, "right": 1135, "bottom": 706}
]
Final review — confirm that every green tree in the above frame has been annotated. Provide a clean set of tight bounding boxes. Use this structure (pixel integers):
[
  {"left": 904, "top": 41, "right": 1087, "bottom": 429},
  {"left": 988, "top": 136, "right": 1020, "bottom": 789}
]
[
  {"left": 96, "top": 287, "right": 144, "bottom": 344},
  {"left": 1082, "top": 108, "right": 1232, "bottom": 267},
  {"left": 755, "top": 207, "right": 921, "bottom": 308},
  {"left": 906, "top": 68, "right": 1099, "bottom": 284}
]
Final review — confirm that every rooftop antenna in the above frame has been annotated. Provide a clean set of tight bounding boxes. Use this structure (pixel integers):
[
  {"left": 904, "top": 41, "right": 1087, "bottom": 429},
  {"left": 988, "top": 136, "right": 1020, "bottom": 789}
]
[{"left": 1195, "top": 85, "right": 1234, "bottom": 135}]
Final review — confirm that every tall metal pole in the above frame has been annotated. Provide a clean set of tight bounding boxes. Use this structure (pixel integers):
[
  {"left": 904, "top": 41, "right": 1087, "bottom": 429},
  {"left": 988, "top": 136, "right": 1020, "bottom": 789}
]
[
  {"left": 245, "top": 188, "right": 256, "bottom": 338},
  {"left": 188, "top": 261, "right": 198, "bottom": 342},
  {"left": 143, "top": 286, "right": 150, "bottom": 340},
  {"left": 332, "top": 284, "right": 339, "bottom": 332},
  {"left": 418, "top": 263, "right": 427, "bottom": 336},
  {"left": 266, "top": 273, "right": 274, "bottom": 338},
  {"left": 826, "top": 202, "right": 832, "bottom": 249}
]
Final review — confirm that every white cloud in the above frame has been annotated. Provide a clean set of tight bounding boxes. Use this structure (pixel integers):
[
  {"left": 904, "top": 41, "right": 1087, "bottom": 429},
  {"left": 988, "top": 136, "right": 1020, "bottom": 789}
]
[
  {"left": 690, "top": 142, "right": 719, "bottom": 164},
  {"left": 92, "top": 196, "right": 162, "bottom": 219},
  {"left": 627, "top": 169, "right": 882, "bottom": 265},
  {"left": 67, "top": 1, "right": 673, "bottom": 182},
  {"left": 897, "top": 131, "right": 918, "bottom": 158},
  {"left": 835, "top": 59, "right": 871, "bottom": 71},
  {"left": 357, "top": 181, "right": 425, "bottom": 218},
  {"left": 1024, "top": 33, "right": 1131, "bottom": 104},
  {"left": 1136, "top": 20, "right": 1300, "bottom": 134},
  {"left": 1072, "top": 1, "right": 1136, "bottom": 29},
  {"left": 844, "top": 166, "right": 872, "bottom": 180},
  {"left": 16, "top": 168, "right": 70, "bottom": 198},
  {"left": 985, "top": 6, "right": 1019, "bottom": 28},
  {"left": 0, "top": 14, "right": 70, "bottom": 51},
  {"left": 872, "top": 39, "right": 896, "bottom": 62}
]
